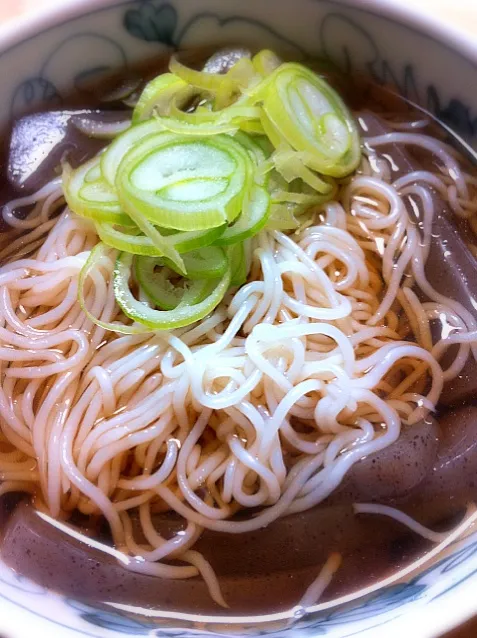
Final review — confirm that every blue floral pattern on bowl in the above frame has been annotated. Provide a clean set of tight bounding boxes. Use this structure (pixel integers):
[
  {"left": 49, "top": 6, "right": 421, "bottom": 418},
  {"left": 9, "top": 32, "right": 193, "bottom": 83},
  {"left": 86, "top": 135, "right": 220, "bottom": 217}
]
[
  {"left": 124, "top": 1, "right": 178, "bottom": 45},
  {"left": 10, "top": 1, "right": 475, "bottom": 141},
  {"left": 1, "top": 1, "right": 477, "bottom": 636}
]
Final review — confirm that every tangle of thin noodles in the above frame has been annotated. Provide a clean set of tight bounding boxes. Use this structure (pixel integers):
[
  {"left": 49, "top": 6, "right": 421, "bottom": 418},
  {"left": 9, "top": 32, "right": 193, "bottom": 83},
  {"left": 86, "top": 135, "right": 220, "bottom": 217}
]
[{"left": 1, "top": 111, "right": 477, "bottom": 607}]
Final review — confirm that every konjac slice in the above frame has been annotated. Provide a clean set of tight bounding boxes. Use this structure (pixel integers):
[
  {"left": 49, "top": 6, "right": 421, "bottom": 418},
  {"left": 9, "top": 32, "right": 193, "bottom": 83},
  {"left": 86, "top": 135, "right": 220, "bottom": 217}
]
[
  {"left": 8, "top": 110, "right": 127, "bottom": 192},
  {"left": 0, "top": 502, "right": 429, "bottom": 614},
  {"left": 418, "top": 405, "right": 477, "bottom": 501},
  {"left": 327, "top": 418, "right": 440, "bottom": 504},
  {"left": 203, "top": 47, "right": 252, "bottom": 74}
]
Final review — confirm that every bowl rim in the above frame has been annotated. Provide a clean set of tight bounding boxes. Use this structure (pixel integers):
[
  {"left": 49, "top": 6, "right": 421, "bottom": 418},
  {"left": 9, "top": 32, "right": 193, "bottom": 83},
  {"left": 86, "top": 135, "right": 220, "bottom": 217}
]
[
  {"left": 0, "top": 0, "right": 476, "bottom": 67},
  {"left": 0, "top": 0, "right": 477, "bottom": 636}
]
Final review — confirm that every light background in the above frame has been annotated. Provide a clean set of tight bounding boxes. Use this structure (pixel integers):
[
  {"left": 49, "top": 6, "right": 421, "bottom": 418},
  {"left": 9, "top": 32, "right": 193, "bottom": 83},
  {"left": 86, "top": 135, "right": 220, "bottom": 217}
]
[{"left": 0, "top": 0, "right": 476, "bottom": 637}]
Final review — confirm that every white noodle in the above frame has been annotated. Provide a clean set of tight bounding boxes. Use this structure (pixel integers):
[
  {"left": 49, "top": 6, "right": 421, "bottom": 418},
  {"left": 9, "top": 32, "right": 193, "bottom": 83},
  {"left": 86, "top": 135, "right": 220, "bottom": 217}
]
[
  {"left": 354, "top": 503, "right": 456, "bottom": 543},
  {"left": 298, "top": 553, "right": 342, "bottom": 610},
  {"left": 0, "top": 111, "right": 477, "bottom": 609}
]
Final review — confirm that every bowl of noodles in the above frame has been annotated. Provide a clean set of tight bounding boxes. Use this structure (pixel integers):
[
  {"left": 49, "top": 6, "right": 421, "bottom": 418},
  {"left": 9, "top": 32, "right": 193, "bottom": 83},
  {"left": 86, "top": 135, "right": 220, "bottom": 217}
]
[{"left": 1, "top": 1, "right": 477, "bottom": 637}]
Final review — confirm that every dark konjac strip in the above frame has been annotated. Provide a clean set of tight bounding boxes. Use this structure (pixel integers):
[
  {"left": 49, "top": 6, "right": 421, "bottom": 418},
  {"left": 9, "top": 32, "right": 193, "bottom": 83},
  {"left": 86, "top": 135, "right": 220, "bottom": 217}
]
[
  {"left": 7, "top": 110, "right": 129, "bottom": 192},
  {"left": 0, "top": 501, "right": 429, "bottom": 614},
  {"left": 1, "top": 404, "right": 477, "bottom": 614},
  {"left": 328, "top": 417, "right": 440, "bottom": 504}
]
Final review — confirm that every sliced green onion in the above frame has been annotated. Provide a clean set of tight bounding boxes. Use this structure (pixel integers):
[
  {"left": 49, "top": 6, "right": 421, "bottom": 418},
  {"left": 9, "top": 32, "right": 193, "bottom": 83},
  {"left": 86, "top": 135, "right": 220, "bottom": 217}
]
[
  {"left": 239, "top": 120, "right": 266, "bottom": 135},
  {"left": 132, "top": 72, "right": 189, "bottom": 123},
  {"left": 169, "top": 56, "right": 259, "bottom": 111},
  {"left": 135, "top": 258, "right": 215, "bottom": 310},
  {"left": 122, "top": 207, "right": 185, "bottom": 273},
  {"left": 272, "top": 148, "right": 335, "bottom": 194},
  {"left": 261, "top": 63, "right": 360, "bottom": 177},
  {"left": 231, "top": 132, "right": 271, "bottom": 187},
  {"left": 116, "top": 132, "right": 252, "bottom": 230},
  {"left": 160, "top": 225, "right": 227, "bottom": 254},
  {"left": 225, "top": 57, "right": 258, "bottom": 89},
  {"left": 267, "top": 203, "right": 301, "bottom": 230},
  {"left": 63, "top": 158, "right": 132, "bottom": 226},
  {"left": 170, "top": 55, "right": 235, "bottom": 94},
  {"left": 252, "top": 50, "right": 282, "bottom": 77},
  {"left": 65, "top": 50, "right": 364, "bottom": 337},
  {"left": 96, "top": 222, "right": 225, "bottom": 256},
  {"left": 154, "top": 115, "right": 238, "bottom": 136},
  {"left": 233, "top": 131, "right": 270, "bottom": 165},
  {"left": 272, "top": 189, "right": 331, "bottom": 205},
  {"left": 267, "top": 168, "right": 290, "bottom": 195},
  {"left": 215, "top": 184, "right": 270, "bottom": 245},
  {"left": 227, "top": 243, "right": 248, "bottom": 287},
  {"left": 168, "top": 98, "right": 261, "bottom": 128},
  {"left": 161, "top": 245, "right": 229, "bottom": 279},
  {"left": 259, "top": 110, "right": 285, "bottom": 149},
  {"left": 78, "top": 243, "right": 146, "bottom": 333},
  {"left": 252, "top": 135, "right": 275, "bottom": 158},
  {"left": 101, "top": 118, "right": 165, "bottom": 186},
  {"left": 114, "top": 252, "right": 231, "bottom": 330}
]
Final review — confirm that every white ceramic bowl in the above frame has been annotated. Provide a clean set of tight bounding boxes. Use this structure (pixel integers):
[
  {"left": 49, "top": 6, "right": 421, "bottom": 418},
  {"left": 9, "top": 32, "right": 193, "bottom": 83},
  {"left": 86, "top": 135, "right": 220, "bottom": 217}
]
[{"left": 1, "top": 1, "right": 477, "bottom": 637}]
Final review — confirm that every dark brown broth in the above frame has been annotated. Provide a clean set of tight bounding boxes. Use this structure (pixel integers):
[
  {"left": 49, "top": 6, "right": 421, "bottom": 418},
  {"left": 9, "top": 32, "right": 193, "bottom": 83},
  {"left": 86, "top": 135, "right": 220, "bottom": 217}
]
[{"left": 1, "top": 52, "right": 477, "bottom": 623}]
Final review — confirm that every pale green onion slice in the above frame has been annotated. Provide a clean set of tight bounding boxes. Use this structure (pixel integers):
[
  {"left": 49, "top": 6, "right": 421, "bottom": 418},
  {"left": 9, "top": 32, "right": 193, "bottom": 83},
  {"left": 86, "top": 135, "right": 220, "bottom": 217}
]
[
  {"left": 239, "top": 120, "right": 266, "bottom": 135},
  {"left": 122, "top": 207, "right": 185, "bottom": 273},
  {"left": 272, "top": 188, "right": 334, "bottom": 206},
  {"left": 169, "top": 56, "right": 258, "bottom": 110},
  {"left": 227, "top": 243, "right": 248, "bottom": 287},
  {"left": 96, "top": 222, "right": 225, "bottom": 256},
  {"left": 114, "top": 252, "right": 231, "bottom": 330},
  {"left": 132, "top": 72, "right": 189, "bottom": 123},
  {"left": 216, "top": 184, "right": 270, "bottom": 245},
  {"left": 78, "top": 243, "right": 146, "bottom": 333},
  {"left": 154, "top": 116, "right": 238, "bottom": 136},
  {"left": 259, "top": 109, "right": 285, "bottom": 149},
  {"left": 267, "top": 203, "right": 301, "bottom": 230},
  {"left": 232, "top": 132, "right": 271, "bottom": 187},
  {"left": 214, "top": 59, "right": 258, "bottom": 109},
  {"left": 233, "top": 132, "right": 270, "bottom": 167},
  {"left": 116, "top": 132, "right": 252, "bottom": 230},
  {"left": 170, "top": 55, "right": 235, "bottom": 93},
  {"left": 272, "top": 148, "right": 335, "bottom": 194},
  {"left": 225, "top": 57, "right": 258, "bottom": 89},
  {"left": 252, "top": 50, "right": 282, "bottom": 77},
  {"left": 161, "top": 245, "right": 229, "bottom": 280},
  {"left": 135, "top": 258, "right": 215, "bottom": 310},
  {"left": 168, "top": 98, "right": 261, "bottom": 128},
  {"left": 261, "top": 63, "right": 360, "bottom": 177},
  {"left": 63, "top": 158, "right": 132, "bottom": 226},
  {"left": 101, "top": 118, "right": 166, "bottom": 186}
]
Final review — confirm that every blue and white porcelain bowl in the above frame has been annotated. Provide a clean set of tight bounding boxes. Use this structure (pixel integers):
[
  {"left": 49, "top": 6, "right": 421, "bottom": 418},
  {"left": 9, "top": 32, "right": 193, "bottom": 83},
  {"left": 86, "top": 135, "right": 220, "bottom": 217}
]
[{"left": 1, "top": 1, "right": 477, "bottom": 637}]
